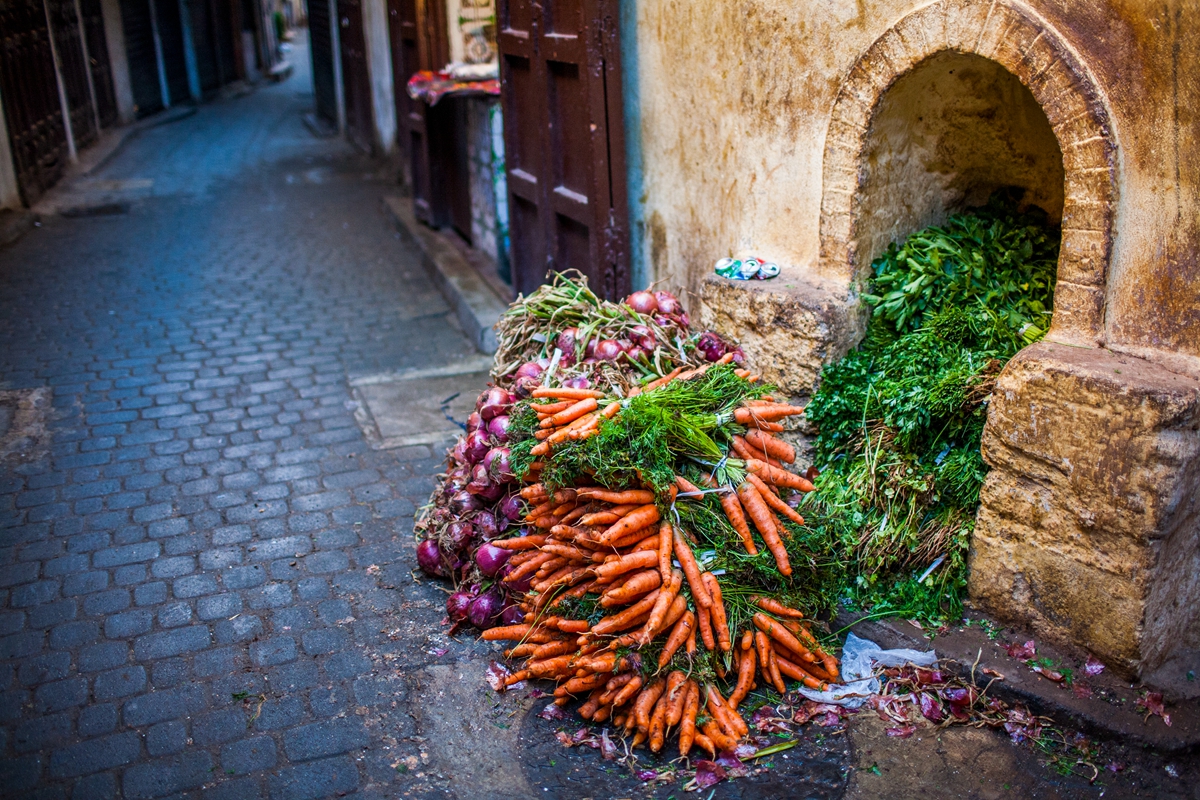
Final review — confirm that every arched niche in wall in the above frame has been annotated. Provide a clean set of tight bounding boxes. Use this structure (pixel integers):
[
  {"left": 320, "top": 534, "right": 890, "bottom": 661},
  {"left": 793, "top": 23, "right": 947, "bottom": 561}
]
[{"left": 818, "top": 0, "right": 1118, "bottom": 347}]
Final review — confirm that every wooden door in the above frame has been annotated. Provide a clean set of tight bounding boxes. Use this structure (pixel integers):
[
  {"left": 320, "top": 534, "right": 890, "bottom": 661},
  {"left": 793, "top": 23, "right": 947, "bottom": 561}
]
[
  {"left": 336, "top": 0, "right": 372, "bottom": 151},
  {"left": 497, "top": 0, "right": 629, "bottom": 298},
  {"left": 0, "top": 0, "right": 68, "bottom": 203}
]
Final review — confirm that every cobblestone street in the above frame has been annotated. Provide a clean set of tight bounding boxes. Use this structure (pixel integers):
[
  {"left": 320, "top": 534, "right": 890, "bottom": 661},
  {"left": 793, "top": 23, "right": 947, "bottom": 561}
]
[{"left": 0, "top": 49, "right": 500, "bottom": 799}]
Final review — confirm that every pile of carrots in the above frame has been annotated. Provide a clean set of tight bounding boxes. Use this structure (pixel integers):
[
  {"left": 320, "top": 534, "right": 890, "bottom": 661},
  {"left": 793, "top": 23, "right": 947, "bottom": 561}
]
[{"left": 481, "top": 378, "right": 842, "bottom": 758}]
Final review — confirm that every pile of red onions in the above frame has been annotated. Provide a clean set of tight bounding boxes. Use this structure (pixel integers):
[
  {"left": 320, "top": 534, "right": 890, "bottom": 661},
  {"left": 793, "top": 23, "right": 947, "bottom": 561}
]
[{"left": 415, "top": 384, "right": 525, "bottom": 630}]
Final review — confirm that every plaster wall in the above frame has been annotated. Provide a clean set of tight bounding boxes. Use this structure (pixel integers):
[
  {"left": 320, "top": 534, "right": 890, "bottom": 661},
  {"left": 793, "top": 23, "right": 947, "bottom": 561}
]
[{"left": 627, "top": 0, "right": 1200, "bottom": 368}]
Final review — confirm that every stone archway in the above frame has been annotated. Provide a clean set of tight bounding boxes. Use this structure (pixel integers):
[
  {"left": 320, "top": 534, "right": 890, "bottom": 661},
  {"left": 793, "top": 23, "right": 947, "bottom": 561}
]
[{"left": 818, "top": 0, "right": 1118, "bottom": 347}]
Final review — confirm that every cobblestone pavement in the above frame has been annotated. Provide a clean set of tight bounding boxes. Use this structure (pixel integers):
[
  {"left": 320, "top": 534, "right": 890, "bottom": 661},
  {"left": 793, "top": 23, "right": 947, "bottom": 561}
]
[{"left": 0, "top": 43, "right": 492, "bottom": 800}]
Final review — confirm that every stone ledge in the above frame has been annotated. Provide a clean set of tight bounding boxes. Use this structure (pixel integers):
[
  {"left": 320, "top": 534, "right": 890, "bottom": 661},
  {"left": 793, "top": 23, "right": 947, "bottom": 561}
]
[
  {"left": 972, "top": 342, "right": 1200, "bottom": 684},
  {"left": 383, "top": 195, "right": 509, "bottom": 354},
  {"left": 698, "top": 274, "right": 865, "bottom": 396},
  {"left": 836, "top": 609, "right": 1200, "bottom": 753}
]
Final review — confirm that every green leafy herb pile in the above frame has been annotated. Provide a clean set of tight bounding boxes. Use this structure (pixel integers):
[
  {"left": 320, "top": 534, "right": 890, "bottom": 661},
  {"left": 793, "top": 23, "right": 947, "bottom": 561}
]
[{"left": 802, "top": 194, "right": 1060, "bottom": 624}]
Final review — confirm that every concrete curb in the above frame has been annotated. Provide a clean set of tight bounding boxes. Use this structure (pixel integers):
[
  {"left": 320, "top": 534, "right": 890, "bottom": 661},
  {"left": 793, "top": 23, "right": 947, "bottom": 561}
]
[
  {"left": 383, "top": 195, "right": 508, "bottom": 355},
  {"left": 836, "top": 610, "right": 1200, "bottom": 753}
]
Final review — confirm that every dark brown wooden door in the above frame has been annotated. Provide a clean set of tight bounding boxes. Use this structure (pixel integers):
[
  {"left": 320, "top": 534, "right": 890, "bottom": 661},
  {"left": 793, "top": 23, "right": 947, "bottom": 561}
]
[
  {"left": 497, "top": 0, "right": 629, "bottom": 298},
  {"left": 0, "top": 0, "right": 69, "bottom": 204},
  {"left": 307, "top": 0, "right": 337, "bottom": 124},
  {"left": 337, "top": 0, "right": 372, "bottom": 151}
]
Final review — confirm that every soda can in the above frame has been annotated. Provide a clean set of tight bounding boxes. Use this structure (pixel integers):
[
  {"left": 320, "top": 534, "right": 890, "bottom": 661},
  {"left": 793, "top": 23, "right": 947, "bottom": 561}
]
[
  {"left": 714, "top": 257, "right": 739, "bottom": 278},
  {"left": 757, "top": 262, "right": 780, "bottom": 279},
  {"left": 738, "top": 258, "right": 761, "bottom": 279}
]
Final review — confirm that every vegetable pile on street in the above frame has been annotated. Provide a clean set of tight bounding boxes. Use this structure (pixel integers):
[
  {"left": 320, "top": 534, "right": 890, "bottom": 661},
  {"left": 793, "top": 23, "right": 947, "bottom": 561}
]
[{"left": 416, "top": 275, "right": 843, "bottom": 760}]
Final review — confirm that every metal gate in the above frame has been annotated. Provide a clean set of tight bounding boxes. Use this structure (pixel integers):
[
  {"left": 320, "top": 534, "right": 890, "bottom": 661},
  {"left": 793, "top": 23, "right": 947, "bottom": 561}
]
[
  {"left": 337, "top": 0, "right": 372, "bottom": 151},
  {"left": 497, "top": 0, "right": 629, "bottom": 298},
  {"left": 306, "top": 0, "right": 337, "bottom": 124},
  {"left": 45, "top": 0, "right": 97, "bottom": 150}
]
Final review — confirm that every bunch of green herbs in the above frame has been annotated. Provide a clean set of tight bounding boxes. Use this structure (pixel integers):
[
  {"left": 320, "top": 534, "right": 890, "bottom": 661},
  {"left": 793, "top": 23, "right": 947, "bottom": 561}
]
[{"left": 804, "top": 194, "right": 1060, "bottom": 625}]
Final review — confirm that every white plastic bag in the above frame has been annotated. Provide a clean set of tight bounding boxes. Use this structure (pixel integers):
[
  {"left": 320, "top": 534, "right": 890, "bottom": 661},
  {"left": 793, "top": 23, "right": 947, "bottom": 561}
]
[{"left": 795, "top": 632, "right": 938, "bottom": 708}]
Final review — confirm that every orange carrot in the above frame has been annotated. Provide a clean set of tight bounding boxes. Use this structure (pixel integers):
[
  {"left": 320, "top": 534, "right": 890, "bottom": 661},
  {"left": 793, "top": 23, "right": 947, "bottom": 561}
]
[
  {"left": 634, "top": 678, "right": 666, "bottom": 732},
  {"left": 751, "top": 595, "right": 805, "bottom": 619},
  {"left": 696, "top": 603, "right": 716, "bottom": 650},
  {"left": 700, "top": 572, "right": 731, "bottom": 652},
  {"left": 578, "top": 488, "right": 655, "bottom": 505},
  {"left": 745, "top": 459, "right": 815, "bottom": 492},
  {"left": 686, "top": 616, "right": 697, "bottom": 655},
  {"left": 745, "top": 428, "right": 796, "bottom": 463},
  {"left": 678, "top": 681, "right": 699, "bottom": 757},
  {"left": 593, "top": 550, "right": 658, "bottom": 580},
  {"left": 736, "top": 434, "right": 784, "bottom": 468},
  {"left": 658, "top": 610, "right": 694, "bottom": 668},
  {"left": 701, "top": 719, "right": 739, "bottom": 751},
  {"left": 706, "top": 684, "right": 749, "bottom": 737},
  {"left": 734, "top": 403, "right": 805, "bottom": 423},
  {"left": 591, "top": 589, "right": 661, "bottom": 634},
  {"left": 600, "top": 504, "right": 661, "bottom": 543},
  {"left": 493, "top": 534, "right": 547, "bottom": 550},
  {"left": 729, "top": 642, "right": 756, "bottom": 708},
  {"left": 692, "top": 732, "right": 717, "bottom": 758},
  {"left": 672, "top": 528, "right": 712, "bottom": 609},
  {"left": 611, "top": 674, "right": 644, "bottom": 708},
  {"left": 638, "top": 570, "right": 682, "bottom": 644},
  {"left": 775, "top": 652, "right": 830, "bottom": 691},
  {"left": 737, "top": 482, "right": 792, "bottom": 576},
  {"left": 531, "top": 387, "right": 605, "bottom": 400},
  {"left": 674, "top": 475, "right": 703, "bottom": 495},
  {"left": 533, "top": 400, "right": 573, "bottom": 415},
  {"left": 745, "top": 473, "right": 805, "bottom": 526},
  {"left": 600, "top": 569, "right": 661, "bottom": 606},
  {"left": 630, "top": 533, "right": 663, "bottom": 552},
  {"left": 664, "top": 670, "right": 688, "bottom": 726},
  {"left": 504, "top": 552, "right": 554, "bottom": 584},
  {"left": 753, "top": 612, "right": 818, "bottom": 663},
  {"left": 657, "top": 523, "right": 673, "bottom": 581},
  {"left": 648, "top": 690, "right": 670, "bottom": 752},
  {"left": 642, "top": 366, "right": 684, "bottom": 392}
]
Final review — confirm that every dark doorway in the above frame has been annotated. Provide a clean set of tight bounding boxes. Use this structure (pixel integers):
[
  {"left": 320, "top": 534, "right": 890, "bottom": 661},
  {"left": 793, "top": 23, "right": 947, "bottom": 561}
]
[
  {"left": 121, "top": 0, "right": 163, "bottom": 116},
  {"left": 337, "top": 0, "right": 372, "bottom": 151},
  {"left": 497, "top": 0, "right": 630, "bottom": 299},
  {"left": 46, "top": 0, "right": 99, "bottom": 149},
  {"left": 306, "top": 0, "right": 337, "bottom": 124},
  {"left": 80, "top": 0, "right": 119, "bottom": 127}
]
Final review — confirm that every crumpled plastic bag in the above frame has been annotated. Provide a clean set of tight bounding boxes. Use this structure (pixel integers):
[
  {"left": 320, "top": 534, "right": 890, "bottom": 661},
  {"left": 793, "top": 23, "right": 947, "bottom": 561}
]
[{"left": 796, "top": 632, "right": 938, "bottom": 708}]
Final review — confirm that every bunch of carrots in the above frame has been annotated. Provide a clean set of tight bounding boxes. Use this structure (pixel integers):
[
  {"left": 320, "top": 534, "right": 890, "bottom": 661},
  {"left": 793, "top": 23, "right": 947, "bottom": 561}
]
[{"left": 479, "top": 378, "right": 841, "bottom": 758}]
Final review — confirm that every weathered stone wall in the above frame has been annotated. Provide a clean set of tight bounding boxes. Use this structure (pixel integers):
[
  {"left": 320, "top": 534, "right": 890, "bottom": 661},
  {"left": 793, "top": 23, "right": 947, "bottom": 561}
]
[{"left": 630, "top": 0, "right": 1200, "bottom": 368}]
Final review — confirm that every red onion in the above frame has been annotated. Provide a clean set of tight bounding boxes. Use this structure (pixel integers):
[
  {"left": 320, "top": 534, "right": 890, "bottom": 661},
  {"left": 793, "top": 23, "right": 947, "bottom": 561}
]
[
  {"left": 446, "top": 521, "right": 474, "bottom": 550},
  {"left": 452, "top": 438, "right": 470, "bottom": 465},
  {"left": 466, "top": 411, "right": 485, "bottom": 433},
  {"left": 563, "top": 376, "right": 592, "bottom": 390},
  {"left": 677, "top": 311, "right": 690, "bottom": 328},
  {"left": 487, "top": 415, "right": 510, "bottom": 443},
  {"left": 475, "top": 542, "right": 511, "bottom": 577},
  {"left": 729, "top": 346, "right": 746, "bottom": 366},
  {"left": 652, "top": 315, "right": 673, "bottom": 328},
  {"left": 468, "top": 586, "right": 504, "bottom": 628},
  {"left": 625, "top": 347, "right": 647, "bottom": 364},
  {"left": 626, "top": 291, "right": 659, "bottom": 315},
  {"left": 654, "top": 291, "right": 681, "bottom": 315},
  {"left": 697, "top": 332, "right": 726, "bottom": 362},
  {"left": 477, "top": 482, "right": 505, "bottom": 503},
  {"left": 463, "top": 430, "right": 490, "bottom": 464},
  {"left": 479, "top": 388, "right": 510, "bottom": 421},
  {"left": 512, "top": 376, "right": 539, "bottom": 399},
  {"left": 595, "top": 339, "right": 623, "bottom": 361},
  {"left": 484, "top": 447, "right": 514, "bottom": 481},
  {"left": 500, "top": 604, "right": 526, "bottom": 626},
  {"left": 630, "top": 325, "right": 657, "bottom": 351},
  {"left": 585, "top": 338, "right": 597, "bottom": 359},
  {"left": 515, "top": 362, "right": 544, "bottom": 381},
  {"left": 556, "top": 328, "right": 580, "bottom": 360},
  {"left": 466, "top": 463, "right": 492, "bottom": 495},
  {"left": 416, "top": 539, "right": 447, "bottom": 577},
  {"left": 445, "top": 466, "right": 470, "bottom": 492},
  {"left": 449, "top": 490, "right": 481, "bottom": 515},
  {"left": 473, "top": 510, "right": 499, "bottom": 540},
  {"left": 499, "top": 494, "right": 523, "bottom": 521},
  {"left": 446, "top": 590, "right": 474, "bottom": 622}
]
